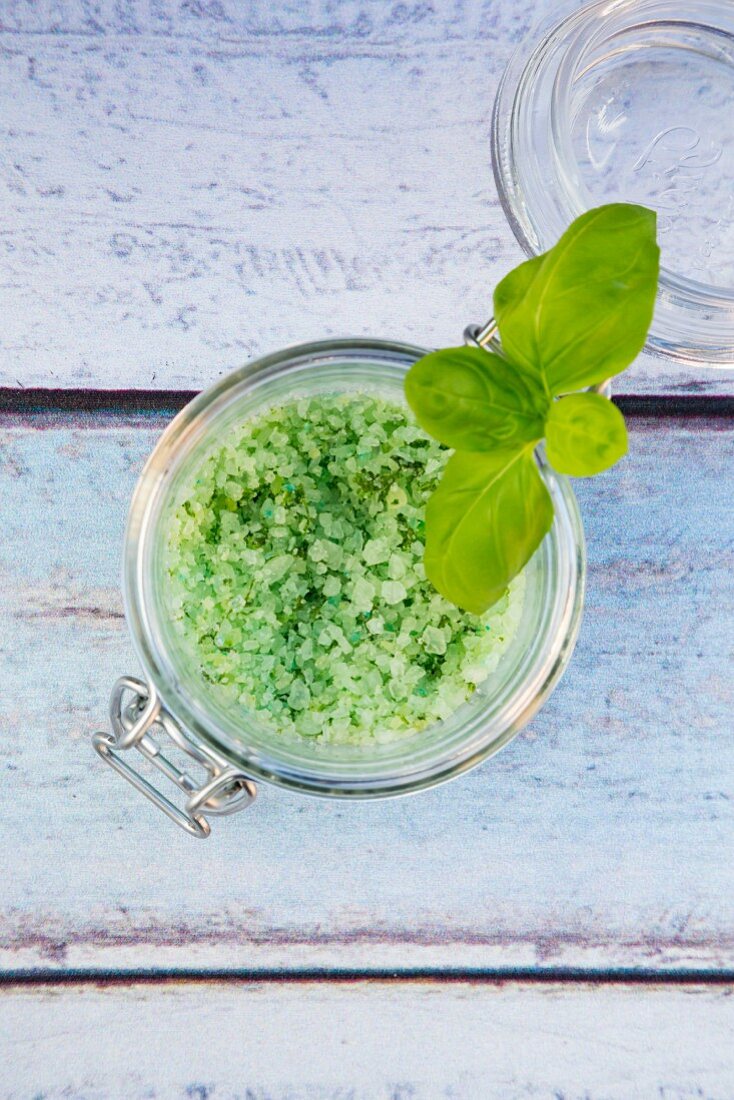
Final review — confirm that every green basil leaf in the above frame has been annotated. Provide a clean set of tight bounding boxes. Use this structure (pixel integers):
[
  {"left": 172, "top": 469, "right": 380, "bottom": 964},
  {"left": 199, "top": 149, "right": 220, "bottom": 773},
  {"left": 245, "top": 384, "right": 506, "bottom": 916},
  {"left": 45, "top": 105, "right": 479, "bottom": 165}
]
[
  {"left": 405, "top": 346, "right": 549, "bottom": 451},
  {"left": 424, "top": 446, "right": 553, "bottom": 615},
  {"left": 492, "top": 254, "right": 547, "bottom": 389},
  {"left": 493, "top": 204, "right": 660, "bottom": 394},
  {"left": 545, "top": 393, "right": 628, "bottom": 476}
]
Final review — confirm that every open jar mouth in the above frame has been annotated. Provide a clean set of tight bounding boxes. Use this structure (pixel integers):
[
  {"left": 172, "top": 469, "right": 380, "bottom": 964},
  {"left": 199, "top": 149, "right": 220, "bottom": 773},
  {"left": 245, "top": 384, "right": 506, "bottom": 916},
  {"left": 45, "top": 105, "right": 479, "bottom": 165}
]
[
  {"left": 123, "top": 339, "right": 585, "bottom": 798},
  {"left": 492, "top": 0, "right": 734, "bottom": 366}
]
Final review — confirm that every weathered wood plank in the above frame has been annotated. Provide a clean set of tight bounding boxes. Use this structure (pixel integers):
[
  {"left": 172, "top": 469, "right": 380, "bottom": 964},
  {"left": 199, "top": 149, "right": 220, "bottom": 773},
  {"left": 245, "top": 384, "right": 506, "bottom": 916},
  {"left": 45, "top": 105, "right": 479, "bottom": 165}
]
[
  {"left": 1, "top": 1, "right": 732, "bottom": 395},
  {"left": 3, "top": 980, "right": 734, "bottom": 1097},
  {"left": 1, "top": 415, "right": 732, "bottom": 973}
]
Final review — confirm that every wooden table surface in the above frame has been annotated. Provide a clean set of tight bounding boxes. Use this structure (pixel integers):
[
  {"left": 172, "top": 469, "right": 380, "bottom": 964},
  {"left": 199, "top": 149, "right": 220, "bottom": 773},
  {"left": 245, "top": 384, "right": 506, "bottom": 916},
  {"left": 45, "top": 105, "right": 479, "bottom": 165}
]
[{"left": 2, "top": 2, "right": 734, "bottom": 1096}]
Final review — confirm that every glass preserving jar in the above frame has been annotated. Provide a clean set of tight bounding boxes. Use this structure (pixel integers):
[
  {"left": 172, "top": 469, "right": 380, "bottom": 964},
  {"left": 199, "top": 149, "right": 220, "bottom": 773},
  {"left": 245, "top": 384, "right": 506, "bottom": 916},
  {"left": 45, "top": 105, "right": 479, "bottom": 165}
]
[{"left": 94, "top": 337, "right": 585, "bottom": 835}]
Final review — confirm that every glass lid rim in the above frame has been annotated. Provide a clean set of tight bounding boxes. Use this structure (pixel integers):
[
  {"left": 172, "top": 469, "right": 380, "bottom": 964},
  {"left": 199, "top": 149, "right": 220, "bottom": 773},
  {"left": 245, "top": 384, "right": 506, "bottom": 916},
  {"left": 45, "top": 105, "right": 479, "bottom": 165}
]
[{"left": 491, "top": 0, "right": 734, "bottom": 366}]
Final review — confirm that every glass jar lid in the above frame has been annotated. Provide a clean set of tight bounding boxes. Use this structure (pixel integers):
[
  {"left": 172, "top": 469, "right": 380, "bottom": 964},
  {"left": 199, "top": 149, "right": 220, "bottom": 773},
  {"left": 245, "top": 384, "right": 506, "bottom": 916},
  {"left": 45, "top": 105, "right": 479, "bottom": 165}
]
[{"left": 492, "top": 0, "right": 734, "bottom": 366}]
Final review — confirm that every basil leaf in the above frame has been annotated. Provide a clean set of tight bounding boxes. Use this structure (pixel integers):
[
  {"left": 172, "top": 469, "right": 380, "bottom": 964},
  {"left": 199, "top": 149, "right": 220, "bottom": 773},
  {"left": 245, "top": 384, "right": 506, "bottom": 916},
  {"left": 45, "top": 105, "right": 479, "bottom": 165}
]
[
  {"left": 492, "top": 254, "right": 547, "bottom": 389},
  {"left": 405, "top": 346, "right": 549, "bottom": 451},
  {"left": 424, "top": 446, "right": 553, "bottom": 615},
  {"left": 493, "top": 204, "right": 660, "bottom": 394},
  {"left": 545, "top": 393, "right": 628, "bottom": 476}
]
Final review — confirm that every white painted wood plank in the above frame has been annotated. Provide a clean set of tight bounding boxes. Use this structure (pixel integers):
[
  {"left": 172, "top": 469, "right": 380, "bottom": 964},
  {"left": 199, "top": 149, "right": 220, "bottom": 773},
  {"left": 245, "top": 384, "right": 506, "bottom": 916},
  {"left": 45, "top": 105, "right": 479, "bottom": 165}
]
[
  {"left": 1, "top": 415, "right": 733, "bottom": 972},
  {"left": 1, "top": 1, "right": 732, "bottom": 394},
  {"left": 3, "top": 980, "right": 734, "bottom": 1098}
]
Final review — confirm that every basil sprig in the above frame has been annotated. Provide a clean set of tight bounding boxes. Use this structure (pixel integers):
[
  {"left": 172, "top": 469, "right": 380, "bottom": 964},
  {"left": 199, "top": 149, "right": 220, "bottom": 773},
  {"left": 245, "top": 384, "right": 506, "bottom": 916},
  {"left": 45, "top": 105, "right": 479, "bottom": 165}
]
[{"left": 405, "top": 203, "right": 660, "bottom": 615}]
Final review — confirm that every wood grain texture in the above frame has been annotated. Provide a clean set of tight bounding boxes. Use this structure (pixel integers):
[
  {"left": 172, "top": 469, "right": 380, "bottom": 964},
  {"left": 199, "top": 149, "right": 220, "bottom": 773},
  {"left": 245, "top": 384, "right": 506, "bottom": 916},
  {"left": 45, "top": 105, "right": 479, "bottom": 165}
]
[
  {"left": 1, "top": 414, "right": 733, "bottom": 973},
  {"left": 1, "top": 0, "right": 732, "bottom": 395},
  {"left": 3, "top": 980, "right": 734, "bottom": 1098}
]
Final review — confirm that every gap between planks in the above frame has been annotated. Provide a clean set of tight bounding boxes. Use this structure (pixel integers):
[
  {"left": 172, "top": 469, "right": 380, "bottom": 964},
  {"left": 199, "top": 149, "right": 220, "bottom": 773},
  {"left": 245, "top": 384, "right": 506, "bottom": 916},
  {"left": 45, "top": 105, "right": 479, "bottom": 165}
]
[
  {"left": 3, "top": 968, "right": 734, "bottom": 988},
  {"left": 1, "top": 388, "right": 734, "bottom": 423}
]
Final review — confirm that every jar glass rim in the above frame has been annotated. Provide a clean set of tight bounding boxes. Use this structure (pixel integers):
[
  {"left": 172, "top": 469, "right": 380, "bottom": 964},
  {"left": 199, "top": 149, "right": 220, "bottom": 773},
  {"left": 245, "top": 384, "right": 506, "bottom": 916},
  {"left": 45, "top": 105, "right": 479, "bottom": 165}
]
[
  {"left": 492, "top": 0, "right": 734, "bottom": 365},
  {"left": 123, "top": 338, "right": 586, "bottom": 798}
]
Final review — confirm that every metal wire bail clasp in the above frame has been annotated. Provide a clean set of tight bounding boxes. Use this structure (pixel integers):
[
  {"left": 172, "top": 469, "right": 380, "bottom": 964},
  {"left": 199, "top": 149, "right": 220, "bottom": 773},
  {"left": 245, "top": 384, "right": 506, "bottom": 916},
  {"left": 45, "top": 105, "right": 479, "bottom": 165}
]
[
  {"left": 92, "top": 676, "right": 257, "bottom": 837},
  {"left": 464, "top": 317, "right": 612, "bottom": 398}
]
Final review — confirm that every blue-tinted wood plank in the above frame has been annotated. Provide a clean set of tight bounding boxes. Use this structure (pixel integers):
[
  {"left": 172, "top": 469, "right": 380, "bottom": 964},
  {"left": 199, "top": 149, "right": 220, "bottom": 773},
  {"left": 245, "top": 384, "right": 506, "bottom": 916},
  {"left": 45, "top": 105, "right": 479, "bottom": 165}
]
[{"left": 0, "top": 416, "right": 732, "bottom": 972}]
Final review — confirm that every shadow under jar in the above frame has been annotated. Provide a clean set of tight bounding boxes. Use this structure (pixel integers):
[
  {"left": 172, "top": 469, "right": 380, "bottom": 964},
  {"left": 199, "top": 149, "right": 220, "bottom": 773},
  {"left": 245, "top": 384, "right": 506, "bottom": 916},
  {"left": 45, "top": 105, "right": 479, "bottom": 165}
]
[{"left": 95, "top": 339, "right": 585, "bottom": 835}]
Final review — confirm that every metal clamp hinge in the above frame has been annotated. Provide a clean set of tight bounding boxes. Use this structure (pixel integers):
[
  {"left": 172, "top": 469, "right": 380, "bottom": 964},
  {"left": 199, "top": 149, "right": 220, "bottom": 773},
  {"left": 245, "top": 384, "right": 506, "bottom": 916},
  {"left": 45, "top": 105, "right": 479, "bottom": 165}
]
[
  {"left": 464, "top": 317, "right": 612, "bottom": 397},
  {"left": 92, "top": 676, "right": 257, "bottom": 837}
]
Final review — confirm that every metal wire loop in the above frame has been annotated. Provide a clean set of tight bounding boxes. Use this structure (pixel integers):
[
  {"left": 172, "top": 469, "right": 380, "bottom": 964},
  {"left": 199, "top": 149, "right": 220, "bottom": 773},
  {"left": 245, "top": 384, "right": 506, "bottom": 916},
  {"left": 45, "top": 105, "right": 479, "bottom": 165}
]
[{"left": 93, "top": 676, "right": 256, "bottom": 837}]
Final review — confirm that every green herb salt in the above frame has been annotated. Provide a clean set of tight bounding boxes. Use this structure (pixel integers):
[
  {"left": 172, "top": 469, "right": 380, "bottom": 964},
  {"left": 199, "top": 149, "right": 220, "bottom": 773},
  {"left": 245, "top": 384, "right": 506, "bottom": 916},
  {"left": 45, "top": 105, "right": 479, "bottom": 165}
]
[{"left": 164, "top": 392, "right": 525, "bottom": 745}]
